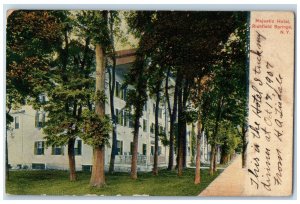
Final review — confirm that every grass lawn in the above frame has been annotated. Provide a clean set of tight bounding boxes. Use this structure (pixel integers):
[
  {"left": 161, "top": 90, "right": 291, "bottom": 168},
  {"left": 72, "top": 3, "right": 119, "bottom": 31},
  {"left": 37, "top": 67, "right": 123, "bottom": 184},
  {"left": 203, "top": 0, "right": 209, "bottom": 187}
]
[{"left": 6, "top": 168, "right": 221, "bottom": 196}]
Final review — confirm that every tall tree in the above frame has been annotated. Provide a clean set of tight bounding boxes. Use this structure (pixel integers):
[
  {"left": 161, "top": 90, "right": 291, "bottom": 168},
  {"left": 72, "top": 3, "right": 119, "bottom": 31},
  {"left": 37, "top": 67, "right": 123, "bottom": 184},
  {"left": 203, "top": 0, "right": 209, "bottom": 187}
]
[
  {"left": 126, "top": 11, "right": 241, "bottom": 177},
  {"left": 91, "top": 43, "right": 106, "bottom": 186},
  {"left": 43, "top": 33, "right": 94, "bottom": 181},
  {"left": 165, "top": 68, "right": 178, "bottom": 170},
  {"left": 191, "top": 77, "right": 209, "bottom": 184},
  {"left": 125, "top": 11, "right": 156, "bottom": 179},
  {"left": 75, "top": 10, "right": 112, "bottom": 187},
  {"left": 6, "top": 10, "right": 63, "bottom": 180},
  {"left": 107, "top": 11, "right": 118, "bottom": 174},
  {"left": 106, "top": 11, "right": 127, "bottom": 173},
  {"left": 91, "top": 11, "right": 110, "bottom": 187},
  {"left": 148, "top": 63, "right": 165, "bottom": 175},
  {"left": 124, "top": 51, "right": 148, "bottom": 179}
]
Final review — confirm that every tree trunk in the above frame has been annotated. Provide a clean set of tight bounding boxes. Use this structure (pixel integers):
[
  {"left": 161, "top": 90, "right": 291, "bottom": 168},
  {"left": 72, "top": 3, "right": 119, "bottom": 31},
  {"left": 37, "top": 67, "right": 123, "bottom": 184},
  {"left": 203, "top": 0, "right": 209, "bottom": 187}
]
[
  {"left": 166, "top": 72, "right": 178, "bottom": 171},
  {"left": 108, "top": 67, "right": 117, "bottom": 174},
  {"left": 182, "top": 121, "right": 187, "bottom": 168},
  {"left": 90, "top": 145, "right": 106, "bottom": 187},
  {"left": 242, "top": 126, "right": 247, "bottom": 168},
  {"left": 108, "top": 11, "right": 117, "bottom": 174},
  {"left": 90, "top": 43, "right": 106, "bottom": 187},
  {"left": 153, "top": 87, "right": 160, "bottom": 175},
  {"left": 220, "top": 147, "right": 228, "bottom": 165},
  {"left": 6, "top": 129, "right": 9, "bottom": 181},
  {"left": 177, "top": 75, "right": 184, "bottom": 176},
  {"left": 168, "top": 118, "right": 175, "bottom": 170},
  {"left": 194, "top": 120, "right": 202, "bottom": 184},
  {"left": 209, "top": 145, "right": 215, "bottom": 176},
  {"left": 68, "top": 138, "right": 76, "bottom": 181},
  {"left": 182, "top": 79, "right": 189, "bottom": 168},
  {"left": 209, "top": 97, "right": 223, "bottom": 176},
  {"left": 109, "top": 126, "right": 117, "bottom": 173},
  {"left": 213, "top": 146, "right": 217, "bottom": 172},
  {"left": 131, "top": 115, "right": 140, "bottom": 179}
]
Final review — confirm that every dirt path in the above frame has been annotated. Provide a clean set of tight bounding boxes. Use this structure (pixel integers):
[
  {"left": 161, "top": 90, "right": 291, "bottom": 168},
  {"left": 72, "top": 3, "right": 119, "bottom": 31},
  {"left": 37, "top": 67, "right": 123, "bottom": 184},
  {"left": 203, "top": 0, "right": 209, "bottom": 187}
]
[{"left": 199, "top": 155, "right": 247, "bottom": 196}]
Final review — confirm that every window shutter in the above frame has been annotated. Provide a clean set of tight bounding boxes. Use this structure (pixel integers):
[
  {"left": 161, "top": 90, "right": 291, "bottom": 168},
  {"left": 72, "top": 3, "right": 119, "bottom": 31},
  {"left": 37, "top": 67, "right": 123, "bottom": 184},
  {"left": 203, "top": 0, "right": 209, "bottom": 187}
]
[
  {"left": 15, "top": 116, "right": 19, "bottom": 129},
  {"left": 61, "top": 146, "right": 64, "bottom": 155},
  {"left": 35, "top": 112, "right": 39, "bottom": 127},
  {"left": 77, "top": 140, "right": 82, "bottom": 155},
  {"left": 41, "top": 142, "right": 44, "bottom": 154},
  {"left": 116, "top": 109, "right": 119, "bottom": 124},
  {"left": 121, "top": 111, "right": 124, "bottom": 126},
  {"left": 42, "top": 113, "right": 46, "bottom": 127},
  {"left": 120, "top": 87, "right": 124, "bottom": 99},
  {"left": 116, "top": 82, "right": 120, "bottom": 97},
  {"left": 34, "top": 142, "right": 37, "bottom": 155},
  {"left": 121, "top": 141, "right": 123, "bottom": 155},
  {"left": 51, "top": 145, "right": 55, "bottom": 155},
  {"left": 123, "top": 87, "right": 127, "bottom": 101}
]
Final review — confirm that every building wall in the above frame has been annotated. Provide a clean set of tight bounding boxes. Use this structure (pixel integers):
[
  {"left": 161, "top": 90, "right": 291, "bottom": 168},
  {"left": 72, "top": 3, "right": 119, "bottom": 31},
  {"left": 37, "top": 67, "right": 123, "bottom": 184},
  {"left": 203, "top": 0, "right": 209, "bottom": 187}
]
[{"left": 7, "top": 63, "right": 215, "bottom": 172}]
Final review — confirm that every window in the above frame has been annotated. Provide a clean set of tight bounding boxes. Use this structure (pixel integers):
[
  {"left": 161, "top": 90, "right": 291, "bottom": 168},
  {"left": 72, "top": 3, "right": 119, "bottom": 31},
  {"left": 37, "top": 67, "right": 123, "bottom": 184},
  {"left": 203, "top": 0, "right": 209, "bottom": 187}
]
[
  {"left": 123, "top": 87, "right": 127, "bottom": 101},
  {"left": 117, "top": 140, "right": 123, "bottom": 155},
  {"left": 14, "top": 116, "right": 19, "bottom": 129},
  {"left": 124, "top": 111, "right": 128, "bottom": 127},
  {"left": 21, "top": 98, "right": 27, "bottom": 105},
  {"left": 39, "top": 94, "right": 46, "bottom": 103},
  {"left": 128, "top": 113, "right": 134, "bottom": 128},
  {"left": 74, "top": 140, "right": 82, "bottom": 155},
  {"left": 115, "top": 81, "right": 120, "bottom": 98},
  {"left": 115, "top": 81, "right": 124, "bottom": 99},
  {"left": 153, "top": 104, "right": 156, "bottom": 114},
  {"left": 142, "top": 144, "right": 147, "bottom": 155},
  {"left": 150, "top": 123, "right": 155, "bottom": 134},
  {"left": 158, "top": 146, "right": 162, "bottom": 156},
  {"left": 143, "top": 103, "right": 147, "bottom": 111},
  {"left": 116, "top": 109, "right": 124, "bottom": 126},
  {"left": 151, "top": 146, "right": 154, "bottom": 155},
  {"left": 52, "top": 145, "right": 64, "bottom": 155},
  {"left": 35, "top": 112, "right": 46, "bottom": 128},
  {"left": 159, "top": 125, "right": 164, "bottom": 134},
  {"left": 115, "top": 109, "right": 119, "bottom": 124},
  {"left": 34, "top": 141, "right": 44, "bottom": 155},
  {"left": 158, "top": 108, "right": 162, "bottom": 119},
  {"left": 143, "top": 119, "right": 147, "bottom": 132},
  {"left": 82, "top": 165, "right": 92, "bottom": 172},
  {"left": 32, "top": 163, "right": 45, "bottom": 170},
  {"left": 120, "top": 110, "right": 124, "bottom": 126}
]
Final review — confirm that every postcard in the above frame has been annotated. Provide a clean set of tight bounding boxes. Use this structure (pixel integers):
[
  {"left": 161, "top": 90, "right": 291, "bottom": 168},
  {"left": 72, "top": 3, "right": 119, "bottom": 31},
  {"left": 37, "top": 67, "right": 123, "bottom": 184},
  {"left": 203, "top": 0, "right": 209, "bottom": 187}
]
[{"left": 4, "top": 10, "right": 294, "bottom": 197}]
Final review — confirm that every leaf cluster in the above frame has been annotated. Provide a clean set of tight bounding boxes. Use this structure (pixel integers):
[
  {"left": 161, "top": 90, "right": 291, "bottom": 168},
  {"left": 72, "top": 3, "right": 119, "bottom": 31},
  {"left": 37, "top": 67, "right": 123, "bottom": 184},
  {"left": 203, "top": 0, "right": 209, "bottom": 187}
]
[{"left": 80, "top": 110, "right": 112, "bottom": 147}]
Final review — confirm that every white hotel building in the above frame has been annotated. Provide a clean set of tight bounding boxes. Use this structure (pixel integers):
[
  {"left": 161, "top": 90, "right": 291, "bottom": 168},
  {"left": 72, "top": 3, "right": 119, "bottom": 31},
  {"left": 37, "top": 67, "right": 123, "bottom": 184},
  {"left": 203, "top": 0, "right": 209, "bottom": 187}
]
[{"left": 7, "top": 49, "right": 215, "bottom": 172}]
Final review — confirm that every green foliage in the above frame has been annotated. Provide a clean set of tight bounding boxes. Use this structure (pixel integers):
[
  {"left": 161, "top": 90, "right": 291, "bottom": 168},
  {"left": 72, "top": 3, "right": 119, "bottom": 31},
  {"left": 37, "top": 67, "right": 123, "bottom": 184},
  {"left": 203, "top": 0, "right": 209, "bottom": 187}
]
[
  {"left": 43, "top": 101, "right": 78, "bottom": 146},
  {"left": 198, "top": 12, "right": 247, "bottom": 148},
  {"left": 217, "top": 121, "right": 241, "bottom": 155},
  {"left": 185, "top": 108, "right": 198, "bottom": 124},
  {"left": 159, "top": 132, "right": 169, "bottom": 147},
  {"left": 6, "top": 11, "right": 63, "bottom": 99},
  {"left": 75, "top": 11, "right": 110, "bottom": 50},
  {"left": 124, "top": 53, "right": 148, "bottom": 122},
  {"left": 6, "top": 113, "right": 14, "bottom": 126},
  {"left": 80, "top": 110, "right": 112, "bottom": 147},
  {"left": 94, "top": 90, "right": 107, "bottom": 104}
]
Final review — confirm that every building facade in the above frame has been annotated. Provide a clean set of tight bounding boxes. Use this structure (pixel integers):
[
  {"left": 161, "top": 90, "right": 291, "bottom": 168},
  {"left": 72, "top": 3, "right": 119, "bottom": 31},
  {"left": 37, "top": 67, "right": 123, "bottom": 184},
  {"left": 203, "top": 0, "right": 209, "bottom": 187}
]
[{"left": 7, "top": 49, "right": 216, "bottom": 172}]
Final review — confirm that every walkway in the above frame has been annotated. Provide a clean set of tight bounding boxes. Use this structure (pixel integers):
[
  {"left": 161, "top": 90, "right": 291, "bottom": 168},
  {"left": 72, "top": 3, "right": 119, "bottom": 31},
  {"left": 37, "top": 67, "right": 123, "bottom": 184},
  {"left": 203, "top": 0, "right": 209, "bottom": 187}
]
[{"left": 199, "top": 155, "right": 247, "bottom": 197}]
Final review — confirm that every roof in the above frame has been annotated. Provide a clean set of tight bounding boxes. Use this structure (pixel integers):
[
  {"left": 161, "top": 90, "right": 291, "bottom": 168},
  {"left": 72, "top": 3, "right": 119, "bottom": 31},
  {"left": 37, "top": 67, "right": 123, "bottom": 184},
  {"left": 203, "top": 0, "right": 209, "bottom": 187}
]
[{"left": 115, "top": 49, "right": 136, "bottom": 65}]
